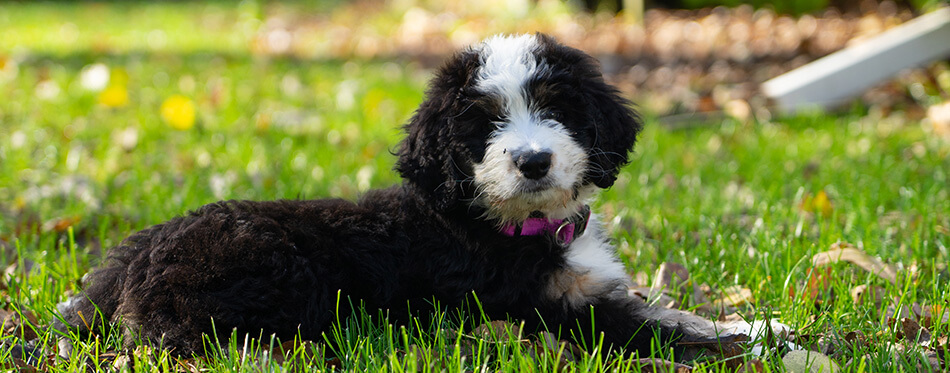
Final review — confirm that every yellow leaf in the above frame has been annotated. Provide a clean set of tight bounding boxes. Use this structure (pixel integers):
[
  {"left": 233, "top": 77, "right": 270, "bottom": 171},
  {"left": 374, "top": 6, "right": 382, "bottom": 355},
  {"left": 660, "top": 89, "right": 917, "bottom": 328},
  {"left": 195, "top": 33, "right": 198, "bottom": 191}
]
[
  {"left": 161, "top": 94, "right": 196, "bottom": 130},
  {"left": 812, "top": 190, "right": 833, "bottom": 217},
  {"left": 800, "top": 190, "right": 833, "bottom": 217},
  {"left": 98, "top": 84, "right": 129, "bottom": 108}
]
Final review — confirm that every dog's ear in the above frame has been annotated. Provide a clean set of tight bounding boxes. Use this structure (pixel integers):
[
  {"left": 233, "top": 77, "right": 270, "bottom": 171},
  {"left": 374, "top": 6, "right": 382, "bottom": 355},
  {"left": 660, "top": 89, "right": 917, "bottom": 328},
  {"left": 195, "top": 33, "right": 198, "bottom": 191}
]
[
  {"left": 395, "top": 50, "right": 481, "bottom": 210},
  {"left": 534, "top": 33, "right": 642, "bottom": 189},
  {"left": 582, "top": 81, "right": 643, "bottom": 189}
]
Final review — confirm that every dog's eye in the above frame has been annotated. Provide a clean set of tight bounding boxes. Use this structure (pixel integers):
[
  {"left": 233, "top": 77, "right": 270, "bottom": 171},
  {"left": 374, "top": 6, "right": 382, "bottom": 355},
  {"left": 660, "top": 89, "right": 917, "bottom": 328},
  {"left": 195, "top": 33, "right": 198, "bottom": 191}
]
[{"left": 537, "top": 110, "right": 560, "bottom": 121}]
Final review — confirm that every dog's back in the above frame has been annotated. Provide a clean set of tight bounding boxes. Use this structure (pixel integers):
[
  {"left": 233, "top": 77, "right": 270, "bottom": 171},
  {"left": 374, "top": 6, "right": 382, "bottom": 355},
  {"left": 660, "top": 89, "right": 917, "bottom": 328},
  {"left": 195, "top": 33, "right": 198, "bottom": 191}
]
[{"left": 57, "top": 194, "right": 409, "bottom": 355}]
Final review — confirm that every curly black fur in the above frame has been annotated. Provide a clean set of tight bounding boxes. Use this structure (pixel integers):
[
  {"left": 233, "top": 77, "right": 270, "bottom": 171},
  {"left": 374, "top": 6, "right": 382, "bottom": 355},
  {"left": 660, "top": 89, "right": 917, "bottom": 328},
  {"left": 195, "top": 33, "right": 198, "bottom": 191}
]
[{"left": 56, "top": 34, "right": 724, "bottom": 357}]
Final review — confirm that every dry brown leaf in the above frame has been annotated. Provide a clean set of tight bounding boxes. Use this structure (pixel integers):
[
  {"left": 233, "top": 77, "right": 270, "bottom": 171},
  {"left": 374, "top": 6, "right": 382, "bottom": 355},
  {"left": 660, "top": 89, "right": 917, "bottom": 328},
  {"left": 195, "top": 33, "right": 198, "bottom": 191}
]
[
  {"left": 112, "top": 354, "right": 131, "bottom": 371},
  {"left": 628, "top": 287, "right": 679, "bottom": 309},
  {"left": 811, "top": 242, "right": 897, "bottom": 284},
  {"left": 401, "top": 344, "right": 440, "bottom": 370},
  {"left": 472, "top": 320, "right": 521, "bottom": 341},
  {"left": 802, "top": 266, "right": 833, "bottom": 302},
  {"left": 651, "top": 262, "right": 691, "bottom": 296},
  {"left": 42, "top": 216, "right": 82, "bottom": 233},
  {"left": 531, "top": 331, "right": 584, "bottom": 365},
  {"left": 632, "top": 271, "right": 650, "bottom": 287},
  {"left": 921, "top": 350, "right": 943, "bottom": 372},
  {"left": 4, "top": 260, "right": 36, "bottom": 279},
  {"left": 718, "top": 285, "right": 754, "bottom": 307},
  {"left": 736, "top": 359, "right": 766, "bottom": 373},
  {"left": 885, "top": 305, "right": 911, "bottom": 322},
  {"left": 272, "top": 339, "right": 321, "bottom": 367},
  {"left": 849, "top": 284, "right": 886, "bottom": 307},
  {"left": 691, "top": 283, "right": 717, "bottom": 317},
  {"left": 0, "top": 310, "right": 40, "bottom": 341},
  {"left": 843, "top": 330, "right": 869, "bottom": 349},
  {"left": 634, "top": 358, "right": 692, "bottom": 372},
  {"left": 7, "top": 358, "right": 40, "bottom": 373},
  {"left": 843, "top": 354, "right": 874, "bottom": 371},
  {"left": 900, "top": 317, "right": 931, "bottom": 344},
  {"left": 535, "top": 331, "right": 559, "bottom": 352},
  {"left": 174, "top": 357, "right": 205, "bottom": 373}
]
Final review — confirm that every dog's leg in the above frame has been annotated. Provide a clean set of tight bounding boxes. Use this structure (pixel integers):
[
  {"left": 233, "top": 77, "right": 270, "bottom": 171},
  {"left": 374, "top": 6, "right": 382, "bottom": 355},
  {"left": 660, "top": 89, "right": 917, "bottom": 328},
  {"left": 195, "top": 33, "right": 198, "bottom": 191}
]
[
  {"left": 543, "top": 265, "right": 744, "bottom": 359},
  {"left": 584, "top": 293, "right": 746, "bottom": 360}
]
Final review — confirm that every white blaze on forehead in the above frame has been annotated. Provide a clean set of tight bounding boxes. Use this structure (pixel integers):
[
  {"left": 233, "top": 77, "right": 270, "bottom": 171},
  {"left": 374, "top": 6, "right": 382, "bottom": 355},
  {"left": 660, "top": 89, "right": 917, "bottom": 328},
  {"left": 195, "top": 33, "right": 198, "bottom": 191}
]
[
  {"left": 470, "top": 35, "right": 591, "bottom": 223},
  {"left": 475, "top": 34, "right": 542, "bottom": 124}
]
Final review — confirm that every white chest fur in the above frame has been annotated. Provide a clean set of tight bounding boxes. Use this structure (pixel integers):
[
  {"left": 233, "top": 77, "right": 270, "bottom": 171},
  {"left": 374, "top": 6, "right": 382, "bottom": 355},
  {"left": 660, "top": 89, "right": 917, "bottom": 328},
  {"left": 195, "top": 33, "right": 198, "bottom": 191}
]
[{"left": 546, "top": 213, "right": 630, "bottom": 308}]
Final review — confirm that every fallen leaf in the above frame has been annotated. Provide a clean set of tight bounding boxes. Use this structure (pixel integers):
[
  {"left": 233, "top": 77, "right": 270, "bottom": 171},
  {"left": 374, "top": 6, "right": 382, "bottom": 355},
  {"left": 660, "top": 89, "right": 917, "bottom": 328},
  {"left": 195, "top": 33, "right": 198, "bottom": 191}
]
[
  {"left": 42, "top": 216, "right": 82, "bottom": 233},
  {"left": 736, "top": 359, "right": 766, "bottom": 373},
  {"left": 811, "top": 242, "right": 897, "bottom": 284},
  {"left": 628, "top": 286, "right": 679, "bottom": 309},
  {"left": 0, "top": 310, "right": 40, "bottom": 341},
  {"left": 651, "top": 262, "right": 691, "bottom": 296},
  {"left": 900, "top": 318, "right": 931, "bottom": 344},
  {"left": 399, "top": 343, "right": 439, "bottom": 370},
  {"left": 531, "top": 331, "right": 583, "bottom": 365},
  {"left": 803, "top": 266, "right": 833, "bottom": 302},
  {"left": 782, "top": 350, "right": 841, "bottom": 373},
  {"left": 634, "top": 358, "right": 692, "bottom": 372},
  {"left": 272, "top": 339, "right": 321, "bottom": 367},
  {"left": 112, "top": 354, "right": 131, "bottom": 370},
  {"left": 472, "top": 320, "right": 521, "bottom": 341},
  {"left": 718, "top": 285, "right": 754, "bottom": 307},
  {"left": 849, "top": 284, "right": 886, "bottom": 307},
  {"left": 921, "top": 350, "right": 942, "bottom": 372},
  {"left": 843, "top": 330, "right": 868, "bottom": 350}
]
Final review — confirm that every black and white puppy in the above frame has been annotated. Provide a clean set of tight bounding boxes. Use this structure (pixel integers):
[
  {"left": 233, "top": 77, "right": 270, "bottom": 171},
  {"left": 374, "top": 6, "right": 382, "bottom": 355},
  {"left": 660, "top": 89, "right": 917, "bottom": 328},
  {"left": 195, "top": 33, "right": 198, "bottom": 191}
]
[{"left": 57, "top": 33, "right": 728, "bottom": 357}]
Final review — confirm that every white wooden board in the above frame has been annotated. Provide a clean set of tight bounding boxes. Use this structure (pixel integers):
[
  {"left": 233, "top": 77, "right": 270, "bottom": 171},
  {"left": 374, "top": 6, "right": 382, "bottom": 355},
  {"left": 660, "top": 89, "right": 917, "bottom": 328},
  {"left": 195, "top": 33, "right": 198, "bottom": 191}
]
[{"left": 762, "top": 7, "right": 950, "bottom": 112}]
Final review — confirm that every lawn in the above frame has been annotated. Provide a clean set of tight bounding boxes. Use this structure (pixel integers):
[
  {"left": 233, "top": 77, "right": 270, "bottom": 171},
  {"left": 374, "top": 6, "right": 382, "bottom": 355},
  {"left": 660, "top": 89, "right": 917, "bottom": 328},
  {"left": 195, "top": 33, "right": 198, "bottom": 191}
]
[{"left": 1, "top": 1, "right": 948, "bottom": 372}]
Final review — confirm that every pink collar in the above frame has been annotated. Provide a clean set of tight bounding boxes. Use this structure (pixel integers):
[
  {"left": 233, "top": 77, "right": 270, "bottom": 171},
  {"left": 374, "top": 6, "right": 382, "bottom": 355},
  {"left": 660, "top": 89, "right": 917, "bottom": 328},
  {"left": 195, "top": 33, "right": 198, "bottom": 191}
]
[{"left": 499, "top": 206, "right": 591, "bottom": 246}]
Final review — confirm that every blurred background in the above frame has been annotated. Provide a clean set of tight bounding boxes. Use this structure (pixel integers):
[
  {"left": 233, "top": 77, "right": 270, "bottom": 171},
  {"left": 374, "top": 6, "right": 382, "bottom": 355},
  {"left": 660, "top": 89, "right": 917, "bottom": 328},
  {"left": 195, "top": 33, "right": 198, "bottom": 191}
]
[
  {"left": 1, "top": 0, "right": 948, "bottom": 243},
  {"left": 3, "top": 0, "right": 949, "bottom": 120}
]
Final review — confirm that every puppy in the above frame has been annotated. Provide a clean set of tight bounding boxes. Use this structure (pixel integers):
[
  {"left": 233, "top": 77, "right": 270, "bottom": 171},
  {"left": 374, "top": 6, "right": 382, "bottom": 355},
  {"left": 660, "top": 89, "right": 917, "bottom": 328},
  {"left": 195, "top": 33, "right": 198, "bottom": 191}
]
[{"left": 57, "top": 33, "right": 730, "bottom": 357}]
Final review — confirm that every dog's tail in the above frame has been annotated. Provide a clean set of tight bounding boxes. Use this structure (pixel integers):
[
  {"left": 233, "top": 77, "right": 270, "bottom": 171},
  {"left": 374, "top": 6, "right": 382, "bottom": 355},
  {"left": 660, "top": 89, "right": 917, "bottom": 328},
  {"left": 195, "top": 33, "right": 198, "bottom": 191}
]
[
  {"left": 53, "top": 224, "right": 159, "bottom": 340},
  {"left": 54, "top": 267, "right": 125, "bottom": 339}
]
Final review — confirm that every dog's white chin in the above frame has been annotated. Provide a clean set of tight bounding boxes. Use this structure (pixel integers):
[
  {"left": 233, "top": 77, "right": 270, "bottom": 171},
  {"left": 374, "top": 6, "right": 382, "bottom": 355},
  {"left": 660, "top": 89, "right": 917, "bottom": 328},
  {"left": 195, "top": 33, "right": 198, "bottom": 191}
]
[{"left": 478, "top": 184, "right": 596, "bottom": 225}]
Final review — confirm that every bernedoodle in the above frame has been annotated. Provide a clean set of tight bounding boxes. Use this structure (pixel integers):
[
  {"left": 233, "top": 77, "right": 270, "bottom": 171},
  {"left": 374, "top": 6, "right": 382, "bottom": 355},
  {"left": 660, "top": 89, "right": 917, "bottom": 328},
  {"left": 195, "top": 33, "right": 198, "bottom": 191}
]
[{"left": 56, "top": 33, "right": 735, "bottom": 357}]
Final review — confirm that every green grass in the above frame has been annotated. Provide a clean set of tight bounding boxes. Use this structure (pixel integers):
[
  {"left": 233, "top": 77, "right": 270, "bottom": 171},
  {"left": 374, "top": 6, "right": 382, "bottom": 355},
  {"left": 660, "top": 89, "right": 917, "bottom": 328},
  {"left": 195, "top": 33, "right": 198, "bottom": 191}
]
[{"left": 2, "top": 2, "right": 949, "bottom": 372}]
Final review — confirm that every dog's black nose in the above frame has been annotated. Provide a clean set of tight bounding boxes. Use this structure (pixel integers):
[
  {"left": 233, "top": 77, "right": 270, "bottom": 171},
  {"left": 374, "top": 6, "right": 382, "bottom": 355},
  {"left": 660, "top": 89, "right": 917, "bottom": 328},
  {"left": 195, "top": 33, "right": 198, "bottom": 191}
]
[{"left": 512, "top": 150, "right": 552, "bottom": 180}]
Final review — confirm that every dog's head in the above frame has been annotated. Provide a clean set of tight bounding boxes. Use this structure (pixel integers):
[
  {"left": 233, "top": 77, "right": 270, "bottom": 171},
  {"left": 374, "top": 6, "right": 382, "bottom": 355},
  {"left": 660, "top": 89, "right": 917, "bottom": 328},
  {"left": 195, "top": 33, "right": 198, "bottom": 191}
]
[{"left": 396, "top": 33, "right": 642, "bottom": 224}]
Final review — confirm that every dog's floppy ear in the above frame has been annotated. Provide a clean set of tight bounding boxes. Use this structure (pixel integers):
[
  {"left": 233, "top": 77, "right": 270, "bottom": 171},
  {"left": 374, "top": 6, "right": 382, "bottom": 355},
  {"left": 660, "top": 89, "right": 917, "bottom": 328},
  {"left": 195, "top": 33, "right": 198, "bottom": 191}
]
[
  {"left": 582, "top": 81, "right": 642, "bottom": 189},
  {"left": 534, "top": 33, "right": 642, "bottom": 189},
  {"left": 395, "top": 50, "right": 481, "bottom": 210}
]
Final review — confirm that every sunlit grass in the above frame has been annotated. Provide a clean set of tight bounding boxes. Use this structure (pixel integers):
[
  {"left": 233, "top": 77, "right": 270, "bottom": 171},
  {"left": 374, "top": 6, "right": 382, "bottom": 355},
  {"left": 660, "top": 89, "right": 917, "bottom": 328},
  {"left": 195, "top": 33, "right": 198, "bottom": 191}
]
[{"left": 1, "top": 1, "right": 949, "bottom": 372}]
